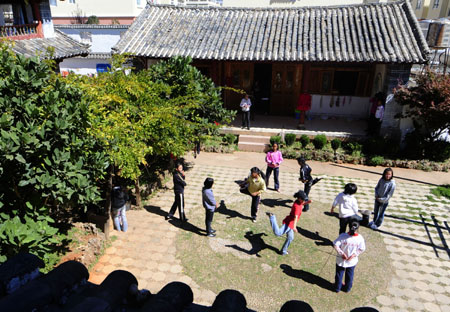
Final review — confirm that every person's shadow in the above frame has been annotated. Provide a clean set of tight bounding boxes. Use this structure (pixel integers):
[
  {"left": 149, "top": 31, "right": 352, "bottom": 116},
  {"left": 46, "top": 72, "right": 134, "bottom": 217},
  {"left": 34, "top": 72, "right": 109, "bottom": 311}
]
[
  {"left": 280, "top": 264, "right": 334, "bottom": 291},
  {"left": 324, "top": 211, "right": 339, "bottom": 219},
  {"left": 296, "top": 227, "right": 333, "bottom": 246},
  {"left": 216, "top": 200, "right": 253, "bottom": 221},
  {"left": 226, "top": 231, "right": 280, "bottom": 257},
  {"left": 144, "top": 204, "right": 206, "bottom": 236},
  {"left": 261, "top": 198, "right": 293, "bottom": 208}
]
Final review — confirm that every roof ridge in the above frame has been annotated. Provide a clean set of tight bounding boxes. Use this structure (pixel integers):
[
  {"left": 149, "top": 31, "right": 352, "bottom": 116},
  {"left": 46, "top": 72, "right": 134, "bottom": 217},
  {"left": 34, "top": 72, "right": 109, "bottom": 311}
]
[{"left": 147, "top": 0, "right": 408, "bottom": 11}]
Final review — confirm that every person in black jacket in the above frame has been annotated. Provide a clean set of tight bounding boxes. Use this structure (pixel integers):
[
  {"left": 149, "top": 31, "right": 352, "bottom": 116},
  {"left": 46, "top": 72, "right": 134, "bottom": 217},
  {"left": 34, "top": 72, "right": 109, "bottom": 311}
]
[
  {"left": 297, "top": 157, "right": 322, "bottom": 212},
  {"left": 167, "top": 163, "right": 188, "bottom": 222},
  {"left": 111, "top": 184, "right": 129, "bottom": 232}
]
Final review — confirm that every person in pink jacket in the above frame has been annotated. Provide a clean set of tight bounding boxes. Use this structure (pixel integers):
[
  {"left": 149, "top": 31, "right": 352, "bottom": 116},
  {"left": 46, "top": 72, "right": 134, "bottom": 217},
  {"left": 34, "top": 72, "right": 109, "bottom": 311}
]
[{"left": 265, "top": 142, "right": 283, "bottom": 192}]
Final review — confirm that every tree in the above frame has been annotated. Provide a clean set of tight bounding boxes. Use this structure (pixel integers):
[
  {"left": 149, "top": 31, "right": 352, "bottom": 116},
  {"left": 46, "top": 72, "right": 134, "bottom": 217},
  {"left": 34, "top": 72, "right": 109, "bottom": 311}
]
[{"left": 395, "top": 70, "right": 450, "bottom": 141}]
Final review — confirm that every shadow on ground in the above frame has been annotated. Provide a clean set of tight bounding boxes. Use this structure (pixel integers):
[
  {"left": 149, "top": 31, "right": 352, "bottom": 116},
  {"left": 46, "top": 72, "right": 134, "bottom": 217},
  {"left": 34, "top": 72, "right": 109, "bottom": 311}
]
[
  {"left": 280, "top": 264, "right": 334, "bottom": 291},
  {"left": 226, "top": 231, "right": 280, "bottom": 257},
  {"left": 217, "top": 201, "right": 253, "bottom": 221}
]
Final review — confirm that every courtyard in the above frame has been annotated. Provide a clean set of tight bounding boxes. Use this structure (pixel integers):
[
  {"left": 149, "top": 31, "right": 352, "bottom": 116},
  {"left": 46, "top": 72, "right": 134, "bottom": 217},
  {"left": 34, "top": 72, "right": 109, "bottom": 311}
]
[{"left": 89, "top": 152, "right": 450, "bottom": 312}]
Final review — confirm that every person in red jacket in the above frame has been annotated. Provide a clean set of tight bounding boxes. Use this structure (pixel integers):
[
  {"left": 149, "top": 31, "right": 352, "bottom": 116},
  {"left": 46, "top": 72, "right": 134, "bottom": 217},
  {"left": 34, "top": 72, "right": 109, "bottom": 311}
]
[{"left": 266, "top": 190, "right": 311, "bottom": 255}]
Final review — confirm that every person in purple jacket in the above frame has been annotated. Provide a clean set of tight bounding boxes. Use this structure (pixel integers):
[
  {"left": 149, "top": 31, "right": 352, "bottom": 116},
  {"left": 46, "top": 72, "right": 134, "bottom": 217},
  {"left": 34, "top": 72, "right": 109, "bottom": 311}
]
[
  {"left": 202, "top": 177, "right": 218, "bottom": 237},
  {"left": 265, "top": 142, "right": 283, "bottom": 192}
]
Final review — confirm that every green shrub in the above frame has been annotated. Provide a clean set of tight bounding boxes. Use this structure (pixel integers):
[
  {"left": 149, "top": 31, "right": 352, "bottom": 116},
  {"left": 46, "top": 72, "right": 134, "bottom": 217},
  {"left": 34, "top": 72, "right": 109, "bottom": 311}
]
[
  {"left": 86, "top": 15, "right": 100, "bottom": 24},
  {"left": 0, "top": 212, "right": 67, "bottom": 272},
  {"left": 300, "top": 135, "right": 310, "bottom": 148},
  {"left": 369, "top": 156, "right": 385, "bottom": 166},
  {"left": 431, "top": 185, "right": 450, "bottom": 199},
  {"left": 284, "top": 133, "right": 296, "bottom": 146},
  {"left": 425, "top": 141, "right": 450, "bottom": 162},
  {"left": 312, "top": 134, "right": 327, "bottom": 150},
  {"left": 344, "top": 142, "right": 363, "bottom": 157},
  {"left": 363, "top": 137, "right": 386, "bottom": 156},
  {"left": 331, "top": 139, "right": 341, "bottom": 152},
  {"left": 223, "top": 134, "right": 237, "bottom": 145},
  {"left": 270, "top": 135, "right": 282, "bottom": 146}
]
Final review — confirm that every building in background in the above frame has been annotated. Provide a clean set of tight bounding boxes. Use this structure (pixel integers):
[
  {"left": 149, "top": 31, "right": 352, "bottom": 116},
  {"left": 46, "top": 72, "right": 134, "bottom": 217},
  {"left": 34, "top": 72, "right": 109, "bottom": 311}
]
[
  {"left": 0, "top": 0, "right": 88, "bottom": 63},
  {"left": 57, "top": 24, "right": 129, "bottom": 75},
  {"left": 114, "top": 0, "right": 429, "bottom": 140},
  {"left": 49, "top": 0, "right": 146, "bottom": 25}
]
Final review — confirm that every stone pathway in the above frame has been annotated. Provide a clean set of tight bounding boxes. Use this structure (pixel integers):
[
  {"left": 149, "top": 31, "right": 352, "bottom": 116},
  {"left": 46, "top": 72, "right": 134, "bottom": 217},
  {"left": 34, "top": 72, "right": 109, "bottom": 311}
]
[{"left": 90, "top": 154, "right": 450, "bottom": 311}]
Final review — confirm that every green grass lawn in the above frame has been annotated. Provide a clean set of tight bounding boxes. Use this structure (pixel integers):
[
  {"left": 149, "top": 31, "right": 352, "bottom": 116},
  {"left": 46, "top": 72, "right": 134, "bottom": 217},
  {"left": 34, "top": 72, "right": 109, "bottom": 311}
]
[{"left": 176, "top": 192, "right": 392, "bottom": 312}]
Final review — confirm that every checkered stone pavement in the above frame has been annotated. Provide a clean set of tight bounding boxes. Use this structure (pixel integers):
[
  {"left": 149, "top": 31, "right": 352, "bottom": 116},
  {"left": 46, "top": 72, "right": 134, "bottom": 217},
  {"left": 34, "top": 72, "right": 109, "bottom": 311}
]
[{"left": 90, "top": 162, "right": 450, "bottom": 311}]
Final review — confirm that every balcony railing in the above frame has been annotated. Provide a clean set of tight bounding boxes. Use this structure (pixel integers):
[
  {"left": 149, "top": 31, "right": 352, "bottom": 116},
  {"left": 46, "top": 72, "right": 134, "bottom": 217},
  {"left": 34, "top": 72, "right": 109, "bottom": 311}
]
[{"left": 0, "top": 23, "right": 42, "bottom": 39}]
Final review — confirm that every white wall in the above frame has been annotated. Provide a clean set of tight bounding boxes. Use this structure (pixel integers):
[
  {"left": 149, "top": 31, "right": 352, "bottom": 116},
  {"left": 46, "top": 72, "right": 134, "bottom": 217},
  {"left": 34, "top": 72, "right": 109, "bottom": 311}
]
[
  {"left": 309, "top": 95, "right": 371, "bottom": 119},
  {"left": 59, "top": 58, "right": 110, "bottom": 76},
  {"left": 59, "top": 27, "right": 124, "bottom": 52},
  {"left": 50, "top": 0, "right": 144, "bottom": 18},
  {"left": 222, "top": 0, "right": 368, "bottom": 8}
]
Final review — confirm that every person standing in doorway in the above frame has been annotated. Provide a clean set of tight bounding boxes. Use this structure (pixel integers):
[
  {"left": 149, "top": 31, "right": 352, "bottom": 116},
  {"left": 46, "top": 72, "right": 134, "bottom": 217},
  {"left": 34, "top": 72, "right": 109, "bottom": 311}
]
[
  {"left": 369, "top": 168, "right": 396, "bottom": 230},
  {"left": 265, "top": 142, "right": 283, "bottom": 192},
  {"left": 374, "top": 100, "right": 385, "bottom": 136},
  {"left": 240, "top": 94, "right": 252, "bottom": 130},
  {"left": 202, "top": 177, "right": 218, "bottom": 237},
  {"left": 297, "top": 157, "right": 322, "bottom": 211},
  {"left": 167, "top": 163, "right": 188, "bottom": 222},
  {"left": 333, "top": 219, "right": 366, "bottom": 293}
]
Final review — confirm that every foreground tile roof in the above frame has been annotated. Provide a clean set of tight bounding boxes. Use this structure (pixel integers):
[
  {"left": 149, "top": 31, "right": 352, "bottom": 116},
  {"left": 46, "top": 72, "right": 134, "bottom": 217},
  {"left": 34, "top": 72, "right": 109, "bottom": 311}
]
[
  {"left": 12, "top": 30, "right": 89, "bottom": 60},
  {"left": 113, "top": 0, "right": 429, "bottom": 64}
]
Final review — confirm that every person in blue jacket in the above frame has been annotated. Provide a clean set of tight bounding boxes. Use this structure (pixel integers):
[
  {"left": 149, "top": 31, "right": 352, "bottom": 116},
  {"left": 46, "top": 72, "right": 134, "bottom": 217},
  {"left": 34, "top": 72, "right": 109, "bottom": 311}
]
[{"left": 202, "top": 177, "right": 218, "bottom": 237}]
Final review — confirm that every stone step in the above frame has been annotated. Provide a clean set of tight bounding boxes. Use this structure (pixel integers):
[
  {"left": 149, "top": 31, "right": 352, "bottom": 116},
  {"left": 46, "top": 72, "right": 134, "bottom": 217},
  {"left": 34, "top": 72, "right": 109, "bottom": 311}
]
[
  {"left": 238, "top": 141, "right": 268, "bottom": 152},
  {"left": 238, "top": 134, "right": 271, "bottom": 144}
]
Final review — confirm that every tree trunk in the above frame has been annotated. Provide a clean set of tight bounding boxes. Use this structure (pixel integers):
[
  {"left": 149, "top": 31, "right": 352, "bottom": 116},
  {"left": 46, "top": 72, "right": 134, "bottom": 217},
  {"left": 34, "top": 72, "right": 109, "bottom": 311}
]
[{"left": 135, "top": 178, "right": 141, "bottom": 208}]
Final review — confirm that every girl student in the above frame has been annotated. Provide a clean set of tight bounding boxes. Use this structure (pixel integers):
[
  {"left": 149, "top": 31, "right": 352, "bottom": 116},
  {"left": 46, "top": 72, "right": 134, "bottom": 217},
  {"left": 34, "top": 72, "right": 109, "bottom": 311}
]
[{"left": 240, "top": 167, "right": 266, "bottom": 222}]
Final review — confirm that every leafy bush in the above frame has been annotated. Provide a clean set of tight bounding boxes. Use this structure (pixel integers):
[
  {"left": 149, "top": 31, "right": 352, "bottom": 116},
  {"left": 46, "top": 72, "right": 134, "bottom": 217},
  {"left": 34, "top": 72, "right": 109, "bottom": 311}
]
[
  {"left": 363, "top": 137, "right": 386, "bottom": 156},
  {"left": 0, "top": 44, "right": 108, "bottom": 218},
  {"left": 312, "top": 135, "right": 327, "bottom": 150},
  {"left": 270, "top": 136, "right": 282, "bottom": 146},
  {"left": 86, "top": 15, "right": 99, "bottom": 24},
  {"left": 223, "top": 134, "right": 237, "bottom": 145},
  {"left": 344, "top": 142, "right": 363, "bottom": 157},
  {"left": 431, "top": 185, "right": 450, "bottom": 199},
  {"left": 0, "top": 211, "right": 66, "bottom": 272},
  {"left": 331, "top": 139, "right": 342, "bottom": 152},
  {"left": 425, "top": 140, "right": 450, "bottom": 162},
  {"left": 300, "top": 135, "right": 310, "bottom": 148},
  {"left": 284, "top": 133, "right": 296, "bottom": 146},
  {"left": 369, "top": 156, "right": 385, "bottom": 166}
]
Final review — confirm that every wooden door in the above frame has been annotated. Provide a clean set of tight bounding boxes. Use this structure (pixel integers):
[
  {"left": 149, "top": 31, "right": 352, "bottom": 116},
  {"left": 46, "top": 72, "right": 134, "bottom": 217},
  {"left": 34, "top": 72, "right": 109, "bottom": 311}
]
[
  {"left": 271, "top": 64, "right": 302, "bottom": 115},
  {"left": 224, "top": 62, "right": 254, "bottom": 110}
]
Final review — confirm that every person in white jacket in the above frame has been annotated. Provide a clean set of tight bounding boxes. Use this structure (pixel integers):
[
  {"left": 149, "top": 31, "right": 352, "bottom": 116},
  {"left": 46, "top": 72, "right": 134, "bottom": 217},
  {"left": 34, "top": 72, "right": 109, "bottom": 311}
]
[
  {"left": 331, "top": 183, "right": 360, "bottom": 234},
  {"left": 333, "top": 219, "right": 366, "bottom": 293},
  {"left": 240, "top": 94, "right": 252, "bottom": 130}
]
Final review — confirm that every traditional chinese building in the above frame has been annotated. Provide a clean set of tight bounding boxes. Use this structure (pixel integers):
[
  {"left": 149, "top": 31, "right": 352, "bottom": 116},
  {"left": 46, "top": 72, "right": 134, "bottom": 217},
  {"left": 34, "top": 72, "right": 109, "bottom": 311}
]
[
  {"left": 0, "top": 0, "right": 88, "bottom": 62},
  {"left": 113, "top": 0, "right": 430, "bottom": 138}
]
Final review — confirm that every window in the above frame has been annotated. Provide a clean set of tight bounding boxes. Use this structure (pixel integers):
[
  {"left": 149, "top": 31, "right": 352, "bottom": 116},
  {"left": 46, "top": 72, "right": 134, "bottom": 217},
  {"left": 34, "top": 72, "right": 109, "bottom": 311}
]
[
  {"left": 416, "top": 0, "right": 422, "bottom": 10},
  {"left": 96, "top": 64, "right": 111, "bottom": 74},
  {"left": 49, "top": 0, "right": 57, "bottom": 6},
  {"left": 69, "top": 0, "right": 76, "bottom": 4},
  {"left": 80, "top": 31, "right": 92, "bottom": 43},
  {"left": 433, "top": 0, "right": 440, "bottom": 9},
  {"left": 308, "top": 66, "right": 373, "bottom": 97}
]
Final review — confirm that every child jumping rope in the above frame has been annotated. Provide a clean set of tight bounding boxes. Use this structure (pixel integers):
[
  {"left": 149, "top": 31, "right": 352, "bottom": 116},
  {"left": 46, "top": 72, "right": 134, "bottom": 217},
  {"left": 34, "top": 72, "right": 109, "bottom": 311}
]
[
  {"left": 240, "top": 167, "right": 266, "bottom": 222},
  {"left": 266, "top": 190, "right": 311, "bottom": 255},
  {"left": 331, "top": 183, "right": 360, "bottom": 234}
]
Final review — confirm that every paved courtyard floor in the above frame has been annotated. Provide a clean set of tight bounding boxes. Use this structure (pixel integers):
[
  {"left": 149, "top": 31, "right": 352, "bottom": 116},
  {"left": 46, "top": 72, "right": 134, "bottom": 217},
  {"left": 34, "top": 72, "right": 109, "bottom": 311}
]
[{"left": 90, "top": 152, "right": 450, "bottom": 311}]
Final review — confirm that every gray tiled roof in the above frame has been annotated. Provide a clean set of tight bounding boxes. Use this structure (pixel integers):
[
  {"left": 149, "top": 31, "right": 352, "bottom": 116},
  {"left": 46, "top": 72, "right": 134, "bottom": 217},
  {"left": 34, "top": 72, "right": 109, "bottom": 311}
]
[
  {"left": 12, "top": 30, "right": 89, "bottom": 60},
  {"left": 113, "top": 0, "right": 430, "bottom": 63},
  {"left": 55, "top": 24, "right": 129, "bottom": 29}
]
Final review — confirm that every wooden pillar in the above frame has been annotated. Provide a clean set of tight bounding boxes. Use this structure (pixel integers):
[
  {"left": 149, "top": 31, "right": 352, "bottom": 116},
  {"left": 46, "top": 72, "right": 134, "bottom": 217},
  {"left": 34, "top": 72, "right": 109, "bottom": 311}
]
[{"left": 31, "top": 0, "right": 43, "bottom": 37}]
